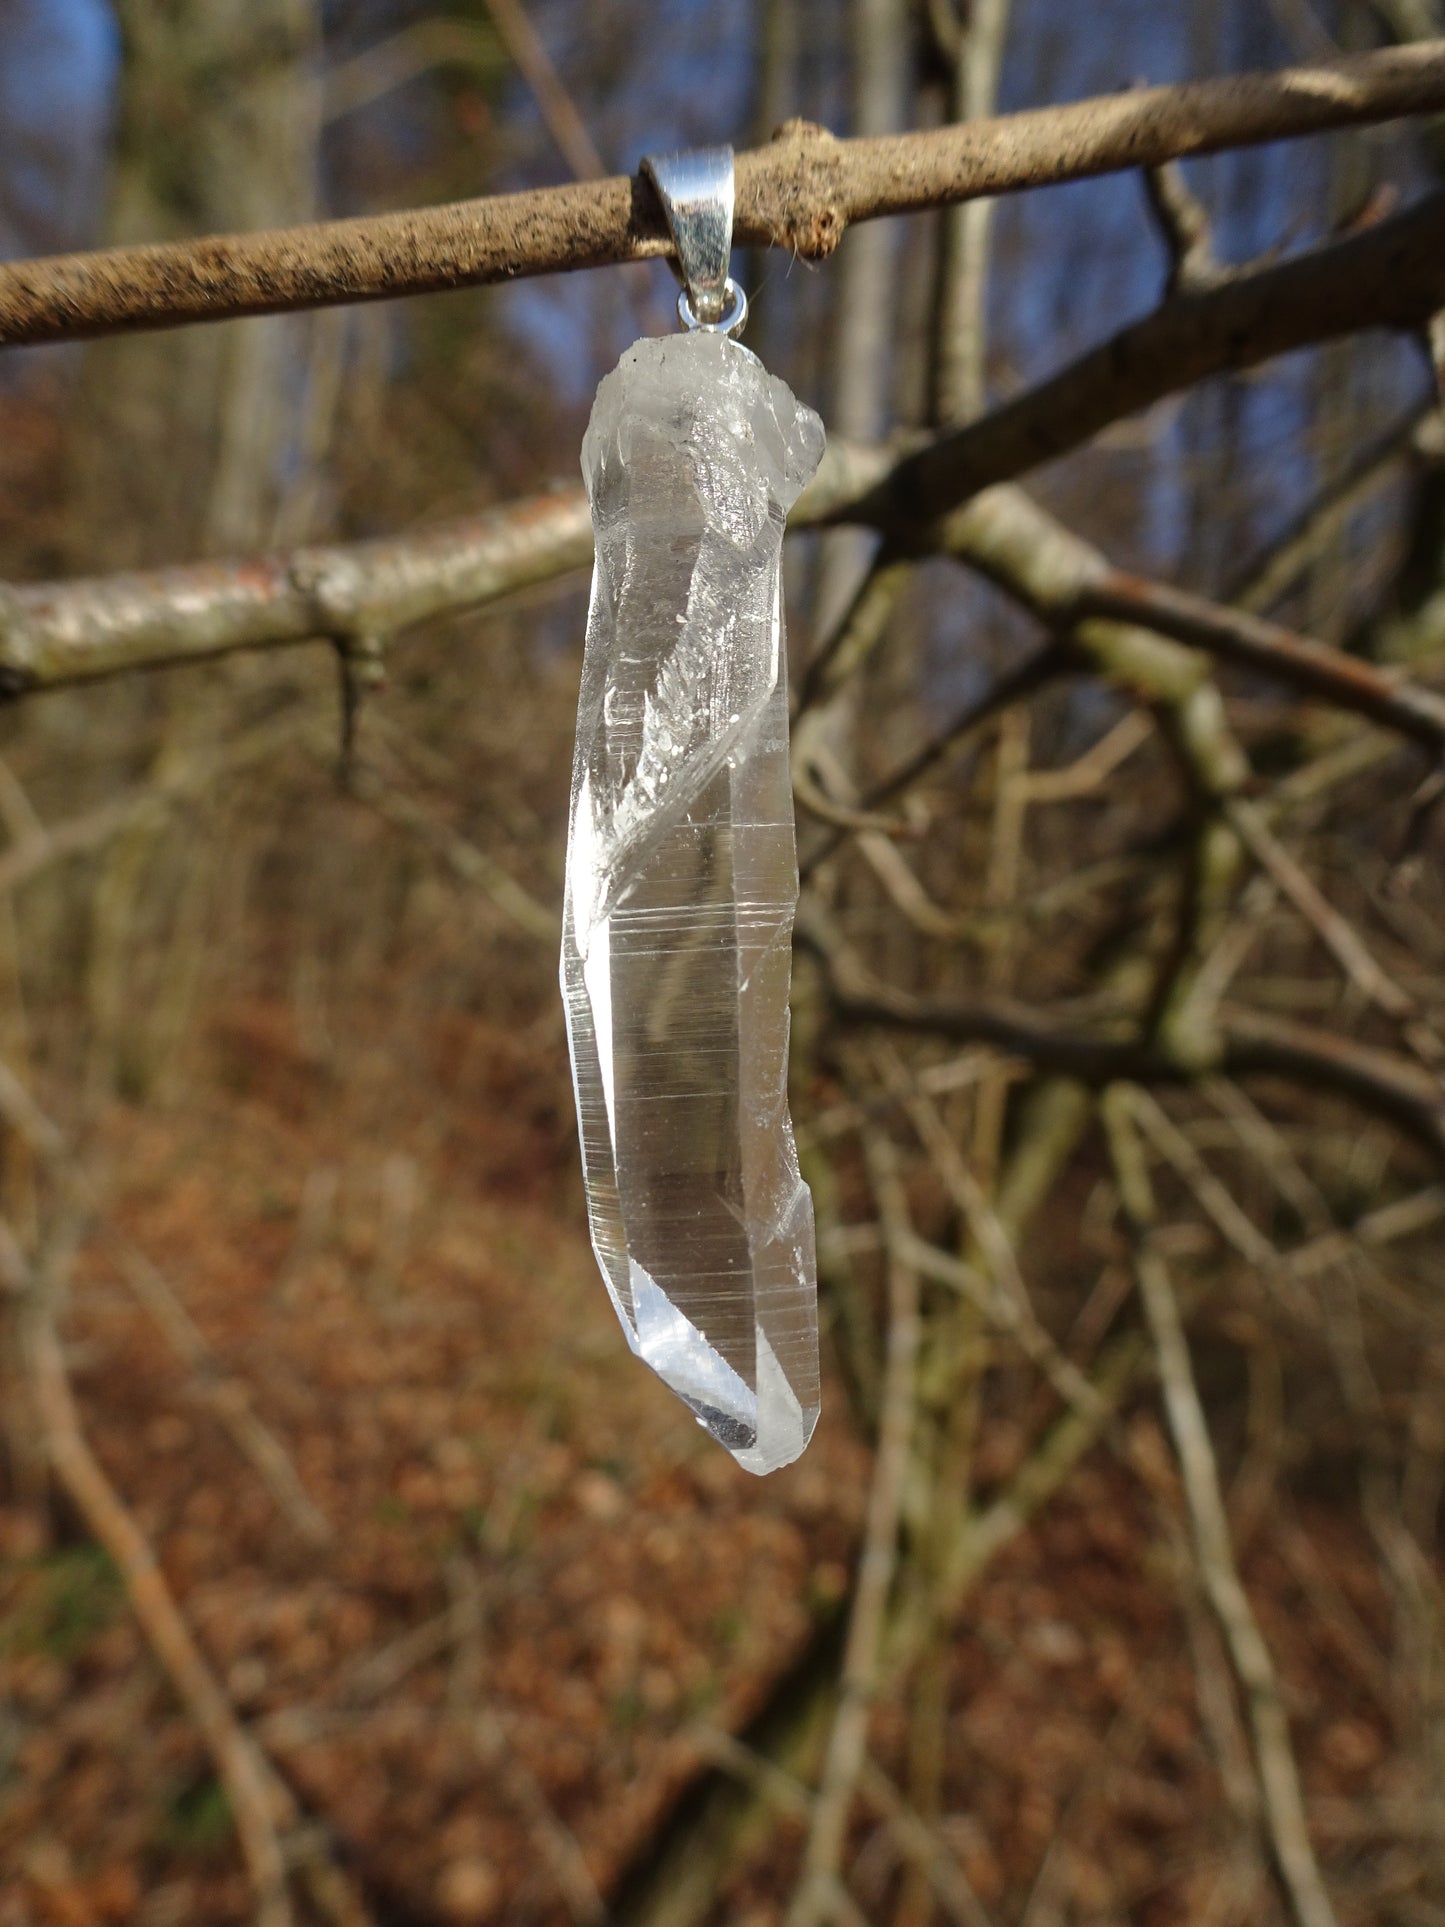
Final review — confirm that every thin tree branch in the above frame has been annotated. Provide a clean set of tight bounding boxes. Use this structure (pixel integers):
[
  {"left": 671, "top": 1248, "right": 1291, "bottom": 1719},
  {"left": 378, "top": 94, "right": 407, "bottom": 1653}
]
[
  {"left": 1103, "top": 1087, "right": 1339, "bottom": 1927},
  {"left": 1227, "top": 798, "right": 1445, "bottom": 1061},
  {"left": 1221, "top": 1006, "right": 1445, "bottom": 1156},
  {"left": 862, "top": 188, "right": 1445, "bottom": 529},
  {"left": 350, "top": 764, "right": 559, "bottom": 942},
  {"left": 0, "top": 1057, "right": 335, "bottom": 1540},
  {"left": 790, "top": 1124, "right": 921, "bottom": 1927},
  {"left": 4, "top": 45, "right": 1445, "bottom": 346},
  {"left": 799, "top": 904, "right": 1445, "bottom": 1158},
  {"left": 615, "top": 1325, "right": 1144, "bottom": 1927},
  {"left": 21, "top": 1251, "right": 295, "bottom": 1927},
  {"left": 480, "top": 0, "right": 607, "bottom": 181},
  {"left": 1142, "top": 159, "right": 1223, "bottom": 296},
  {"left": 9, "top": 187, "right": 1445, "bottom": 700},
  {"left": 1225, "top": 401, "right": 1434, "bottom": 616},
  {"left": 1079, "top": 571, "right": 1445, "bottom": 750},
  {"left": 932, "top": 0, "right": 1014, "bottom": 423},
  {"left": 324, "top": 20, "right": 505, "bottom": 123},
  {"left": 103, "top": 1231, "right": 335, "bottom": 1548}
]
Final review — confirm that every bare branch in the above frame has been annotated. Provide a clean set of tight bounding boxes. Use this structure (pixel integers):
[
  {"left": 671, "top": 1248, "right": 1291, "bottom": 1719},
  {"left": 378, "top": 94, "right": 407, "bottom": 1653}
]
[
  {"left": 480, "top": 0, "right": 607, "bottom": 181},
  {"left": 324, "top": 20, "right": 502, "bottom": 122},
  {"left": 864, "top": 188, "right": 1445, "bottom": 529},
  {"left": 1079, "top": 572, "right": 1445, "bottom": 751},
  {"left": 1142, "top": 160, "right": 1222, "bottom": 295},
  {"left": 932, "top": 0, "right": 1014, "bottom": 423},
  {"left": 21, "top": 1254, "right": 296, "bottom": 1927},
  {"left": 791, "top": 1123, "right": 920, "bottom": 1927},
  {"left": 351, "top": 765, "right": 559, "bottom": 942},
  {"left": 1103, "top": 1087, "right": 1338, "bottom": 1927},
  {"left": 0, "top": 491, "right": 594, "bottom": 691},
  {"left": 8, "top": 232, "right": 1445, "bottom": 706},
  {"left": 1227, "top": 799, "right": 1445, "bottom": 1061},
  {"left": 1226, "top": 402, "right": 1433, "bottom": 616},
  {"left": 4, "top": 46, "right": 1445, "bottom": 346},
  {"left": 1222, "top": 1007, "right": 1445, "bottom": 1158},
  {"left": 799, "top": 904, "right": 1445, "bottom": 1158},
  {"left": 0, "top": 1058, "right": 335, "bottom": 1540},
  {"left": 102, "top": 1232, "right": 335, "bottom": 1548}
]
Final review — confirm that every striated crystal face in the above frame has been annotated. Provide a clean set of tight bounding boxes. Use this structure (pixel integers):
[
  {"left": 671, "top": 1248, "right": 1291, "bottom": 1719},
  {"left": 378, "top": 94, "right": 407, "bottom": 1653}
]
[{"left": 560, "top": 331, "right": 825, "bottom": 1474}]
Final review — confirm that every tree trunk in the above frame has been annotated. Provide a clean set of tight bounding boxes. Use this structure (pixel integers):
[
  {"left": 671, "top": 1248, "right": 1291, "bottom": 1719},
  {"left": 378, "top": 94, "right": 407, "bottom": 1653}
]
[{"left": 73, "top": 0, "right": 321, "bottom": 567}]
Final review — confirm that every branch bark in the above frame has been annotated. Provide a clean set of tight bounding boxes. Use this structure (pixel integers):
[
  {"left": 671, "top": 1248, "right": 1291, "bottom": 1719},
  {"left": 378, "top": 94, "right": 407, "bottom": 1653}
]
[
  {"left": 10, "top": 186, "right": 1445, "bottom": 701},
  {"left": 863, "top": 187, "right": 1445, "bottom": 527},
  {"left": 4, "top": 44, "right": 1445, "bottom": 346},
  {"left": 1078, "top": 569, "right": 1445, "bottom": 750},
  {"left": 0, "top": 491, "right": 596, "bottom": 690}
]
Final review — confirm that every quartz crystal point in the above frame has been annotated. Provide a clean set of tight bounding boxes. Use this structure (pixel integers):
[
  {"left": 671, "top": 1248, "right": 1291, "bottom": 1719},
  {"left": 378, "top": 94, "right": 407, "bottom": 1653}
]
[{"left": 561, "top": 331, "right": 825, "bottom": 1474}]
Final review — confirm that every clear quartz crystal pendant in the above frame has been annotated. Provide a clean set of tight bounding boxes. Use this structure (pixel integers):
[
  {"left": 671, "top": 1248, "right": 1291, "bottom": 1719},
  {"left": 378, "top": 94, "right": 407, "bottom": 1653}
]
[{"left": 559, "top": 147, "right": 823, "bottom": 1474}]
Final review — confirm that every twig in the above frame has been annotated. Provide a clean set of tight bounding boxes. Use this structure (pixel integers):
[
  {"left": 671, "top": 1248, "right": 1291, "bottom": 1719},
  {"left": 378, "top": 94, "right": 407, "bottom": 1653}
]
[
  {"left": 793, "top": 732, "right": 920, "bottom": 840},
  {"left": 800, "top": 644, "right": 1064, "bottom": 887},
  {"left": 691, "top": 1729, "right": 994, "bottom": 1927},
  {"left": 872, "top": 1042, "right": 1107, "bottom": 1417},
  {"left": 5, "top": 46, "right": 1445, "bottom": 346},
  {"left": 1202, "top": 1079, "right": 1334, "bottom": 1234},
  {"left": 1011, "top": 709, "right": 1153, "bottom": 801},
  {"left": 1275, "top": 1516, "right": 1393, "bottom": 1707},
  {"left": 973, "top": 706, "right": 1032, "bottom": 1190},
  {"left": 1127, "top": 1087, "right": 1280, "bottom": 1272},
  {"left": 445, "top": 1557, "right": 606, "bottom": 1925},
  {"left": 0, "top": 1057, "right": 332, "bottom": 1542},
  {"left": 21, "top": 1253, "right": 295, "bottom": 1927},
  {"left": 895, "top": 1229, "right": 1109, "bottom": 1420},
  {"left": 1102, "top": 1086, "right": 1339, "bottom": 1927},
  {"left": 858, "top": 1760, "right": 996, "bottom": 1927},
  {"left": 1227, "top": 798, "right": 1445, "bottom": 1064},
  {"left": 0, "top": 714, "right": 315, "bottom": 899},
  {"left": 853, "top": 834, "right": 978, "bottom": 939},
  {"left": 1018, "top": 1662, "right": 1181, "bottom": 1925},
  {"left": 882, "top": 1049, "right": 1027, "bottom": 1303},
  {"left": 481, "top": 0, "right": 607, "bottom": 181},
  {"left": 1285, "top": 1182, "right": 1445, "bottom": 1279},
  {"left": 324, "top": 20, "right": 504, "bottom": 122},
  {"left": 102, "top": 1232, "right": 334, "bottom": 1547},
  {"left": 888, "top": 1319, "right": 1152, "bottom": 1673},
  {"left": 800, "top": 902, "right": 1445, "bottom": 1158},
  {"left": 932, "top": 0, "right": 1014, "bottom": 424},
  {"left": 1142, "top": 159, "right": 1222, "bottom": 295},
  {"left": 789, "top": 1126, "right": 920, "bottom": 1927},
  {"left": 349, "top": 764, "right": 559, "bottom": 942},
  {"left": 1226, "top": 402, "right": 1432, "bottom": 616},
  {"left": 796, "top": 552, "right": 913, "bottom": 719},
  {"left": 617, "top": 1313, "right": 1146, "bottom": 1927}
]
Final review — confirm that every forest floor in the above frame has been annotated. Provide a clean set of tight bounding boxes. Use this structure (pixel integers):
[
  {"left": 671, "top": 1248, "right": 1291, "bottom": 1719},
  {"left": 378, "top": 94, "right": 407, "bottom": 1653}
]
[{"left": 0, "top": 983, "right": 1419, "bottom": 1926}]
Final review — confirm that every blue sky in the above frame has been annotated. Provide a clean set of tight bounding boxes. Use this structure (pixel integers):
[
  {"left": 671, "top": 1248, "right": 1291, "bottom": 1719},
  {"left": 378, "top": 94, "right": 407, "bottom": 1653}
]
[{"left": 0, "top": 0, "right": 116, "bottom": 256}]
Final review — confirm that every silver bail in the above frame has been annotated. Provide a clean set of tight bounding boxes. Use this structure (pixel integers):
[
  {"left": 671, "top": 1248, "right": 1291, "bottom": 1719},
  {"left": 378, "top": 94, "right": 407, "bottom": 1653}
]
[{"left": 641, "top": 145, "right": 748, "bottom": 338}]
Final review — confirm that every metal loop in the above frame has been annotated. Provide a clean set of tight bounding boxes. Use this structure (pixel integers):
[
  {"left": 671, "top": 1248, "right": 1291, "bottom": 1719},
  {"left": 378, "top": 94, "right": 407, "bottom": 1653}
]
[
  {"left": 641, "top": 145, "right": 747, "bottom": 336},
  {"left": 677, "top": 276, "right": 748, "bottom": 338}
]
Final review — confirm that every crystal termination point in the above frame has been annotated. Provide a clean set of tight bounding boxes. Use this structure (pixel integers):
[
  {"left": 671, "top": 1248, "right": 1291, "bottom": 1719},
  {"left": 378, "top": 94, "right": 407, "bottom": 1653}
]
[{"left": 561, "top": 332, "right": 824, "bottom": 1474}]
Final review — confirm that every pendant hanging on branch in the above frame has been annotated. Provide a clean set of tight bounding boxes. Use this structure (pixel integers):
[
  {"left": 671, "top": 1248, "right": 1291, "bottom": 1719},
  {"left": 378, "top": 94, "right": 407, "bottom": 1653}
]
[{"left": 560, "top": 146, "right": 823, "bottom": 1473}]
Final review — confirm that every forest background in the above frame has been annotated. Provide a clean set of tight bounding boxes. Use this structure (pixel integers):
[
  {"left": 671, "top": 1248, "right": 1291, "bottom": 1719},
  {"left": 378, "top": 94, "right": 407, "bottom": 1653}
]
[{"left": 2, "top": 2, "right": 1445, "bottom": 1924}]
